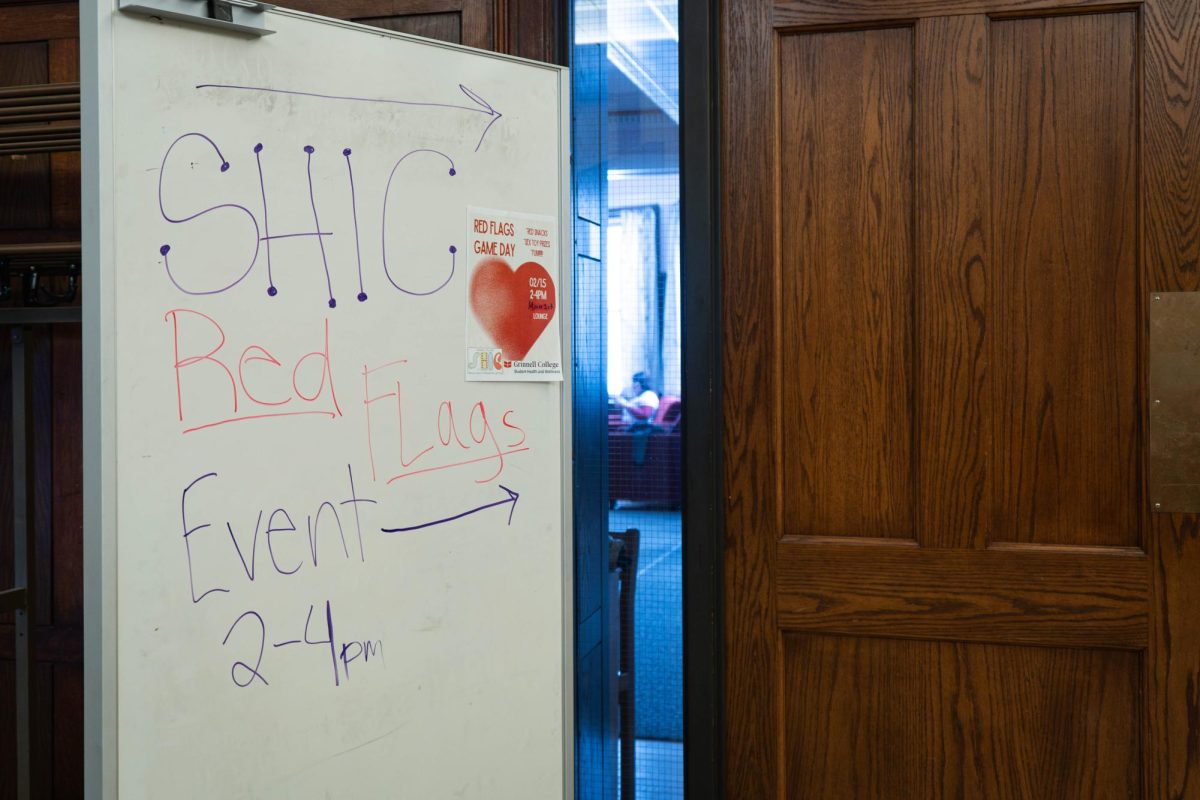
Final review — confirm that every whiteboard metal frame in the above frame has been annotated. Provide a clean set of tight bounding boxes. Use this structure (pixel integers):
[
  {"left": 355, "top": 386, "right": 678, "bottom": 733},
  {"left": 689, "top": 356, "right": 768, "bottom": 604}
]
[
  {"left": 82, "top": 0, "right": 118, "bottom": 796},
  {"left": 82, "top": 4, "right": 575, "bottom": 797},
  {"left": 556, "top": 63, "right": 576, "bottom": 800}
]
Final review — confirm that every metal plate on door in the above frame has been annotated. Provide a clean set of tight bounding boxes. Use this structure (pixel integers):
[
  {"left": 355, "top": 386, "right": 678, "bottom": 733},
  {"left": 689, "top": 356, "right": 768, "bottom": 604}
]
[{"left": 1150, "top": 292, "right": 1200, "bottom": 512}]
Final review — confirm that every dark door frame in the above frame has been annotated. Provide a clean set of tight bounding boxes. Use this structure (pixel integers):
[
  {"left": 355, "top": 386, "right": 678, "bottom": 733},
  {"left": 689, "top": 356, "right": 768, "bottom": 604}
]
[{"left": 679, "top": 0, "right": 723, "bottom": 797}]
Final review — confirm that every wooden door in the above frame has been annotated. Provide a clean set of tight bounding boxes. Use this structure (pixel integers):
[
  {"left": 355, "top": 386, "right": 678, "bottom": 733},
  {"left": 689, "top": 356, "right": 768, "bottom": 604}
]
[{"left": 722, "top": 1, "right": 1200, "bottom": 797}]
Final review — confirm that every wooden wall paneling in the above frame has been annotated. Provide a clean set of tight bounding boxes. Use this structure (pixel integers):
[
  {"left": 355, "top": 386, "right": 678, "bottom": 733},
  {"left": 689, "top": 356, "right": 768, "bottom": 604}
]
[
  {"left": 0, "top": 5, "right": 86, "bottom": 798},
  {"left": 50, "top": 328, "right": 81, "bottom": 629},
  {"left": 0, "top": 332, "right": 10, "bottom": 628},
  {"left": 356, "top": 12, "right": 465, "bottom": 43},
  {"left": 278, "top": 0, "right": 558, "bottom": 65},
  {"left": 0, "top": 323, "right": 9, "bottom": 794},
  {"left": 53, "top": 662, "right": 83, "bottom": 798},
  {"left": 778, "top": 27, "right": 916, "bottom": 541},
  {"left": 0, "top": 661, "right": 11, "bottom": 797},
  {"left": 0, "top": 4, "right": 76, "bottom": 44},
  {"left": 31, "top": 331, "right": 51, "bottom": 629},
  {"left": 497, "top": 0, "right": 556, "bottom": 63},
  {"left": 284, "top": 0, "right": 495, "bottom": 48},
  {"left": 458, "top": 0, "right": 492, "bottom": 49},
  {"left": 0, "top": 3, "right": 79, "bottom": 248},
  {"left": 31, "top": 661, "right": 52, "bottom": 799},
  {"left": 48, "top": 37, "right": 80, "bottom": 232},
  {"left": 285, "top": 0, "right": 457, "bottom": 13},
  {"left": 0, "top": 42, "right": 51, "bottom": 231},
  {"left": 0, "top": 626, "right": 80, "bottom": 662}
]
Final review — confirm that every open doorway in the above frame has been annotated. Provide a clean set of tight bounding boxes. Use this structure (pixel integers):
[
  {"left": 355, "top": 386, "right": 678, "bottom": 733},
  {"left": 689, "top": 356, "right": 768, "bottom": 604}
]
[{"left": 571, "top": 0, "right": 682, "bottom": 797}]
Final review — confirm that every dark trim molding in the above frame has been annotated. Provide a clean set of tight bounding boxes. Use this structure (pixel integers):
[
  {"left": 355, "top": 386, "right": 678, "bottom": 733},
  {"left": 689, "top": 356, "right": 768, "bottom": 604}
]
[
  {"left": 497, "top": 0, "right": 560, "bottom": 63},
  {"left": 680, "top": 0, "right": 724, "bottom": 795}
]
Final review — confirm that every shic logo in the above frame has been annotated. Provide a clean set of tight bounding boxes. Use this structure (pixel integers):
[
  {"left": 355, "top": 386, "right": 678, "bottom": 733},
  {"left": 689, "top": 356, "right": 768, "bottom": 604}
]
[{"left": 468, "top": 348, "right": 508, "bottom": 372}]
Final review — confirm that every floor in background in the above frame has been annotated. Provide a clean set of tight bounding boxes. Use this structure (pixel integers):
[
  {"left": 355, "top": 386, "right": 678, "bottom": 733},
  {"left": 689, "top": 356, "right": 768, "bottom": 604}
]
[
  {"left": 632, "top": 739, "right": 684, "bottom": 800},
  {"left": 609, "top": 505, "right": 683, "bottom": 743}
]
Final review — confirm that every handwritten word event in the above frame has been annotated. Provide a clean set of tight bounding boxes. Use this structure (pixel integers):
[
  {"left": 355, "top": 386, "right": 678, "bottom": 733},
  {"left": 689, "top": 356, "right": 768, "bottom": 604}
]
[{"left": 181, "top": 464, "right": 515, "bottom": 690}]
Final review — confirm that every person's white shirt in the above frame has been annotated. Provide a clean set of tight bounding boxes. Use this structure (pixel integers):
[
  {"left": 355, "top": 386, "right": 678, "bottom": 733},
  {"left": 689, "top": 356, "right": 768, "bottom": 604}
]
[{"left": 619, "top": 389, "right": 659, "bottom": 421}]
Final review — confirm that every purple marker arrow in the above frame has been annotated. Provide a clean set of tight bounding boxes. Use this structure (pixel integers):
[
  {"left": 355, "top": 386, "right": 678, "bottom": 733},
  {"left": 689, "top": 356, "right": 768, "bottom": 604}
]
[
  {"left": 380, "top": 485, "right": 520, "bottom": 533},
  {"left": 196, "top": 83, "right": 504, "bottom": 152}
]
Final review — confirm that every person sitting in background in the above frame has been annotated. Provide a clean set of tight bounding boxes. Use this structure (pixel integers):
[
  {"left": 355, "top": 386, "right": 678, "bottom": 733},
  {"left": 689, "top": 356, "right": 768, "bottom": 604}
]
[{"left": 616, "top": 371, "right": 659, "bottom": 422}]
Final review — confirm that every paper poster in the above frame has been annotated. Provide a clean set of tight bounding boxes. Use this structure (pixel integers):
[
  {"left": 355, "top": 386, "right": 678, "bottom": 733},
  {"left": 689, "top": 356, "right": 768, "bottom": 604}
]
[{"left": 465, "top": 206, "right": 563, "bottom": 381}]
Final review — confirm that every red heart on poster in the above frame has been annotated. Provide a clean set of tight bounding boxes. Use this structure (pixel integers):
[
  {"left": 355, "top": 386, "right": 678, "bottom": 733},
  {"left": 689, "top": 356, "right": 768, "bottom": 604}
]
[{"left": 469, "top": 257, "right": 556, "bottom": 362}]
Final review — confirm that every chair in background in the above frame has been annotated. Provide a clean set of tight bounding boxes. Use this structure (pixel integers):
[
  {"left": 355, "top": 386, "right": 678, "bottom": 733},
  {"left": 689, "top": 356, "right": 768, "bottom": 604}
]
[
  {"left": 610, "top": 528, "right": 640, "bottom": 800},
  {"left": 608, "top": 397, "right": 682, "bottom": 508}
]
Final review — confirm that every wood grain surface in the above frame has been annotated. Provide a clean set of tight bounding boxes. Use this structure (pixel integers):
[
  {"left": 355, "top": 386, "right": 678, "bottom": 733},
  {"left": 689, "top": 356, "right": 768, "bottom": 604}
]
[
  {"left": 774, "top": 0, "right": 1140, "bottom": 29},
  {"left": 721, "top": 0, "right": 780, "bottom": 794},
  {"left": 915, "top": 14, "right": 991, "bottom": 550},
  {"left": 989, "top": 12, "right": 1140, "bottom": 548},
  {"left": 1144, "top": 1, "right": 1200, "bottom": 796},
  {"left": 0, "top": 9, "right": 82, "bottom": 796},
  {"left": 779, "top": 27, "right": 916, "bottom": 540},
  {"left": 776, "top": 538, "right": 1148, "bottom": 648},
  {"left": 784, "top": 634, "right": 1142, "bottom": 799},
  {"left": 723, "top": 1, "right": 1200, "bottom": 796}
]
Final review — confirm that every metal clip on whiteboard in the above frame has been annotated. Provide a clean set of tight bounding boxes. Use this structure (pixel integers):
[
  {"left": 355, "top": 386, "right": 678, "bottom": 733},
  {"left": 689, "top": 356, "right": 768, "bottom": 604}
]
[{"left": 118, "top": 0, "right": 276, "bottom": 36}]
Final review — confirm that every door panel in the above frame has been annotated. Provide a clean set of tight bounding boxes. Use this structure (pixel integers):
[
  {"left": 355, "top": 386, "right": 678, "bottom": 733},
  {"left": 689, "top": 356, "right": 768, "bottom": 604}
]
[
  {"left": 723, "top": 0, "right": 1200, "bottom": 796},
  {"left": 990, "top": 12, "right": 1140, "bottom": 548},
  {"left": 914, "top": 12, "right": 991, "bottom": 550},
  {"left": 783, "top": 635, "right": 1142, "bottom": 799},
  {"left": 779, "top": 26, "right": 915, "bottom": 540}
]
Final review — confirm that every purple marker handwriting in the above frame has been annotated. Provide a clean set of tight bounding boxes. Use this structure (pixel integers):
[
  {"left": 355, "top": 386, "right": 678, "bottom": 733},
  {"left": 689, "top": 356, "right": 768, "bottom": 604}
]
[
  {"left": 179, "top": 466, "right": 373, "bottom": 601},
  {"left": 158, "top": 135, "right": 462, "bottom": 306},
  {"left": 343, "top": 148, "right": 368, "bottom": 302},
  {"left": 254, "top": 142, "right": 275, "bottom": 295},
  {"left": 266, "top": 602, "right": 383, "bottom": 688},
  {"left": 222, "top": 610, "right": 269, "bottom": 687},
  {"left": 159, "top": 133, "right": 260, "bottom": 296},
  {"left": 381, "top": 148, "right": 458, "bottom": 297},
  {"left": 303, "top": 145, "right": 337, "bottom": 308},
  {"left": 380, "top": 484, "right": 519, "bottom": 533},
  {"left": 181, "top": 471, "right": 231, "bottom": 604},
  {"left": 196, "top": 82, "right": 503, "bottom": 152}
]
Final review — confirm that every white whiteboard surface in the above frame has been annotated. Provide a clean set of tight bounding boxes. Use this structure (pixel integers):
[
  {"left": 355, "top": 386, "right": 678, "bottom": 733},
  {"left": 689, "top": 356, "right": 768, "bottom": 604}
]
[{"left": 83, "top": 6, "right": 571, "bottom": 798}]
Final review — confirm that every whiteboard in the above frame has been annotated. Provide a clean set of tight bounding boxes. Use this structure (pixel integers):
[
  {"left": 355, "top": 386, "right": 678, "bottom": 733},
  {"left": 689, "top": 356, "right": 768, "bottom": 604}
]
[{"left": 83, "top": 5, "right": 572, "bottom": 798}]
